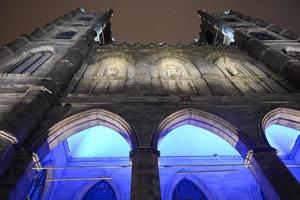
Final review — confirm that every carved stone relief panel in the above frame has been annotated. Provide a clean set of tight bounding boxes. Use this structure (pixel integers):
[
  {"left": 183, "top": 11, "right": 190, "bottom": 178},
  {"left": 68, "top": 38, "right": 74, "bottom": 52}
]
[
  {"left": 214, "top": 57, "right": 256, "bottom": 77},
  {"left": 213, "top": 56, "right": 288, "bottom": 94},
  {"left": 153, "top": 57, "right": 205, "bottom": 95},
  {"left": 74, "top": 57, "right": 130, "bottom": 94}
]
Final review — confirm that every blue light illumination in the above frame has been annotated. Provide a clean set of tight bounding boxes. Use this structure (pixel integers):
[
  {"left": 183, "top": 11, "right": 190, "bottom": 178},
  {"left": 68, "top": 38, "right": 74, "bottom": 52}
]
[
  {"left": 83, "top": 181, "right": 117, "bottom": 200},
  {"left": 172, "top": 179, "right": 207, "bottom": 200},
  {"left": 25, "top": 170, "right": 46, "bottom": 200},
  {"left": 265, "top": 124, "right": 300, "bottom": 155},
  {"left": 158, "top": 125, "right": 240, "bottom": 156},
  {"left": 67, "top": 126, "right": 130, "bottom": 158}
]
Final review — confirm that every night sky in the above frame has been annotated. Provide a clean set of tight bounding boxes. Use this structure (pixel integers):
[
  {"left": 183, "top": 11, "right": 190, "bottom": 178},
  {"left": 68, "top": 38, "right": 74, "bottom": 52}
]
[{"left": 0, "top": 0, "right": 299, "bottom": 45}]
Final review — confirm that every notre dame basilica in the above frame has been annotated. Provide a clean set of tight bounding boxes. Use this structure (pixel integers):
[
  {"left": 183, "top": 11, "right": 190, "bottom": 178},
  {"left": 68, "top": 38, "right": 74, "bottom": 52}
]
[{"left": 0, "top": 7, "right": 300, "bottom": 200}]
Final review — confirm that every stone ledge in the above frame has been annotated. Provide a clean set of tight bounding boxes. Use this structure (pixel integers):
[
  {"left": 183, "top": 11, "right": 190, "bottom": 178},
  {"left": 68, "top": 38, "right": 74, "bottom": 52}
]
[
  {"left": 261, "top": 48, "right": 292, "bottom": 73},
  {"left": 267, "top": 25, "right": 284, "bottom": 34},
  {"left": 280, "top": 30, "right": 300, "bottom": 40},
  {"left": 244, "top": 39, "right": 270, "bottom": 60}
]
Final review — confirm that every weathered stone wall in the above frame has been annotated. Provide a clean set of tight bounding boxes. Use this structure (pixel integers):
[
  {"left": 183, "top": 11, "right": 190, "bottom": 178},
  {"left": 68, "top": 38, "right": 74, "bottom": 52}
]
[
  {"left": 198, "top": 9, "right": 300, "bottom": 90},
  {"left": 0, "top": 8, "right": 110, "bottom": 199},
  {"left": 0, "top": 8, "right": 300, "bottom": 200},
  {"left": 66, "top": 45, "right": 296, "bottom": 96}
]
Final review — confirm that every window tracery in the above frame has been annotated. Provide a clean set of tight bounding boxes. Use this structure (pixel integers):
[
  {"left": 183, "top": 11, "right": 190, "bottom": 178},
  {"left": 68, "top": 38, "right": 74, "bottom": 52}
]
[
  {"left": 214, "top": 56, "right": 254, "bottom": 77},
  {"left": 82, "top": 181, "right": 117, "bottom": 200},
  {"left": 86, "top": 57, "right": 129, "bottom": 94},
  {"left": 157, "top": 57, "right": 201, "bottom": 94},
  {"left": 2, "top": 51, "right": 52, "bottom": 74}
]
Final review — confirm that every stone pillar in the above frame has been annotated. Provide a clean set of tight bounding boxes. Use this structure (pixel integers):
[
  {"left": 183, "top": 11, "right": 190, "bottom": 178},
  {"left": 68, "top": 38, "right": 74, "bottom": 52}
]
[
  {"left": 130, "top": 148, "right": 161, "bottom": 200},
  {"left": 246, "top": 147, "right": 300, "bottom": 200}
]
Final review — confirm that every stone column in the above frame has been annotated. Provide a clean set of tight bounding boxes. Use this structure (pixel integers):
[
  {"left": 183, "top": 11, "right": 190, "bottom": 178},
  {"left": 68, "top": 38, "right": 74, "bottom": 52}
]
[
  {"left": 246, "top": 147, "right": 300, "bottom": 200},
  {"left": 130, "top": 148, "right": 161, "bottom": 200}
]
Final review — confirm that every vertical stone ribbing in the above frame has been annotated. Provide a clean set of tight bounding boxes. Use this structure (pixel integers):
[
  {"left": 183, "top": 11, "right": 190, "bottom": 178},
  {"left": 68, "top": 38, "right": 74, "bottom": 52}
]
[
  {"left": 247, "top": 147, "right": 300, "bottom": 200},
  {"left": 0, "top": 9, "right": 115, "bottom": 199},
  {"left": 130, "top": 148, "right": 161, "bottom": 200}
]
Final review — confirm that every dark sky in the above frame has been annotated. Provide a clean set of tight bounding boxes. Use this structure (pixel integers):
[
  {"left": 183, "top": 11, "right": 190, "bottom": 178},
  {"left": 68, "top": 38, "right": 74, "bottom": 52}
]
[{"left": 0, "top": 0, "right": 299, "bottom": 45}]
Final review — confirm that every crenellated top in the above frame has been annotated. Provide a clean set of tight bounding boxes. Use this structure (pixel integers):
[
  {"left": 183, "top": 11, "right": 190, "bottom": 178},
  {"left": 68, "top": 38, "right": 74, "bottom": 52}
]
[
  {"left": 0, "top": 8, "right": 107, "bottom": 61},
  {"left": 198, "top": 9, "right": 300, "bottom": 42},
  {"left": 197, "top": 9, "right": 300, "bottom": 90}
]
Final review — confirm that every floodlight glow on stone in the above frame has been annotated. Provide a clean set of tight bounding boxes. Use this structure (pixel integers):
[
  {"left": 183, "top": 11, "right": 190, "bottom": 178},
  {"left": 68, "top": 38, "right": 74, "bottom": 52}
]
[{"left": 67, "top": 126, "right": 130, "bottom": 158}]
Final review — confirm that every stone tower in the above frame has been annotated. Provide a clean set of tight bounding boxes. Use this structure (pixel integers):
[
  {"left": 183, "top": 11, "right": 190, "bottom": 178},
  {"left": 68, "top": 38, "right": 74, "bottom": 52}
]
[{"left": 0, "top": 8, "right": 300, "bottom": 200}]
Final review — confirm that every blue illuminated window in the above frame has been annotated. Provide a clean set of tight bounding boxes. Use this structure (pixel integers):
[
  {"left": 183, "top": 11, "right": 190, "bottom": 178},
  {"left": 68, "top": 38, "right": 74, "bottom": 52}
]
[
  {"left": 265, "top": 124, "right": 300, "bottom": 182},
  {"left": 82, "top": 181, "right": 117, "bottom": 200},
  {"left": 172, "top": 179, "right": 207, "bottom": 200},
  {"left": 25, "top": 170, "right": 46, "bottom": 200},
  {"left": 265, "top": 124, "right": 300, "bottom": 156},
  {"left": 158, "top": 125, "right": 240, "bottom": 156},
  {"left": 67, "top": 126, "right": 130, "bottom": 158},
  {"left": 55, "top": 31, "right": 77, "bottom": 39},
  {"left": 260, "top": 190, "right": 267, "bottom": 200}
]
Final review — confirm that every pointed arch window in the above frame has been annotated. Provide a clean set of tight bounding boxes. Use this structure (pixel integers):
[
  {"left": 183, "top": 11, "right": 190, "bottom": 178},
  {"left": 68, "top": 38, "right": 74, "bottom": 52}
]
[
  {"left": 172, "top": 179, "right": 207, "bottom": 200},
  {"left": 158, "top": 124, "right": 260, "bottom": 200},
  {"left": 82, "top": 181, "right": 117, "bottom": 200},
  {"left": 2, "top": 51, "right": 52, "bottom": 74}
]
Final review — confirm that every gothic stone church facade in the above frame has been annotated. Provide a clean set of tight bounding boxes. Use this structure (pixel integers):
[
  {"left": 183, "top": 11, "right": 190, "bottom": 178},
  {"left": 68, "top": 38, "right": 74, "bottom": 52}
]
[{"left": 0, "top": 8, "right": 300, "bottom": 200}]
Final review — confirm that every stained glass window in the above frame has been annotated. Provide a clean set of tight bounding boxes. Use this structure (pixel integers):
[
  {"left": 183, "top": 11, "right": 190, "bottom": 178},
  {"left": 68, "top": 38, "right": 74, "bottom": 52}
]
[
  {"left": 25, "top": 170, "right": 46, "bottom": 200},
  {"left": 172, "top": 179, "right": 207, "bottom": 200},
  {"left": 3, "top": 51, "right": 52, "bottom": 74},
  {"left": 55, "top": 31, "right": 77, "bottom": 39},
  {"left": 82, "top": 181, "right": 117, "bottom": 200}
]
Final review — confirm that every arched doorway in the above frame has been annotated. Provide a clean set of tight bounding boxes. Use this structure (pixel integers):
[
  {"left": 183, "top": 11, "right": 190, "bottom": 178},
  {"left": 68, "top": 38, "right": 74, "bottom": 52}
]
[
  {"left": 26, "top": 109, "right": 136, "bottom": 200},
  {"left": 262, "top": 107, "right": 300, "bottom": 182},
  {"left": 152, "top": 109, "right": 264, "bottom": 200}
]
